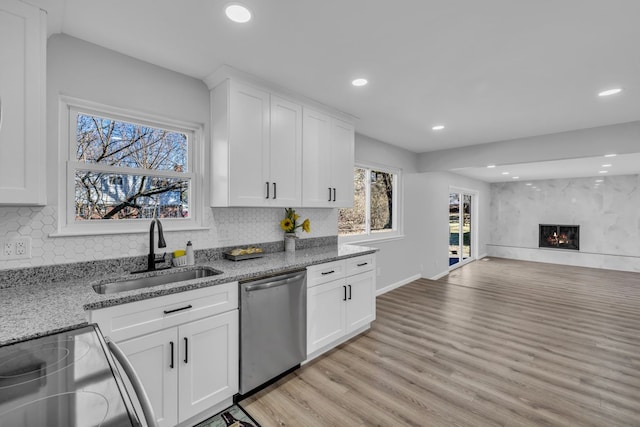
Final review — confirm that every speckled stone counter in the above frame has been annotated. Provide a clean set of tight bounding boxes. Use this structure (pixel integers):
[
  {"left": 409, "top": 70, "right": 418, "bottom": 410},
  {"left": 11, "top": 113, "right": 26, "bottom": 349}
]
[{"left": 0, "top": 244, "right": 377, "bottom": 346}]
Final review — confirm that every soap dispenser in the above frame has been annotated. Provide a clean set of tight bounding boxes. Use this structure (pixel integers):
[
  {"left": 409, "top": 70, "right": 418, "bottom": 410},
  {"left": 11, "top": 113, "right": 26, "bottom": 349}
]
[{"left": 186, "top": 241, "right": 194, "bottom": 265}]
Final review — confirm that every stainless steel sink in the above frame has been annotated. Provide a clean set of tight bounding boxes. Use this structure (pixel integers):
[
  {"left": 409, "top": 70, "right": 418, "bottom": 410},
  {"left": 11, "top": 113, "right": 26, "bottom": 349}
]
[{"left": 92, "top": 267, "right": 223, "bottom": 294}]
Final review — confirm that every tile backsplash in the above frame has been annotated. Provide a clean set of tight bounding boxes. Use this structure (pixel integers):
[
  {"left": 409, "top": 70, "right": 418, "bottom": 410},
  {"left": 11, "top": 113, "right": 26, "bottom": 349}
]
[{"left": 0, "top": 206, "right": 337, "bottom": 270}]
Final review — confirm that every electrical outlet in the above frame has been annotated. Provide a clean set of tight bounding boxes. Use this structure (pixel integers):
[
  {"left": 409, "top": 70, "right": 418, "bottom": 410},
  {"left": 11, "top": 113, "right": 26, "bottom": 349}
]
[
  {"left": 0, "top": 238, "right": 31, "bottom": 260},
  {"left": 3, "top": 241, "right": 14, "bottom": 257}
]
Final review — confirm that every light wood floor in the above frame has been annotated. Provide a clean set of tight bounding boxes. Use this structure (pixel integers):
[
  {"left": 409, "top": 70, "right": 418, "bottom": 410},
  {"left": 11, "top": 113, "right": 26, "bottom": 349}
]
[{"left": 241, "top": 258, "right": 640, "bottom": 426}]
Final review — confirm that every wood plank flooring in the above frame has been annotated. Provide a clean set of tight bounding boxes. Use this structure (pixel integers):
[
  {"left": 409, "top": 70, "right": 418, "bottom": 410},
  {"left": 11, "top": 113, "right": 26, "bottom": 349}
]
[{"left": 241, "top": 258, "right": 640, "bottom": 426}]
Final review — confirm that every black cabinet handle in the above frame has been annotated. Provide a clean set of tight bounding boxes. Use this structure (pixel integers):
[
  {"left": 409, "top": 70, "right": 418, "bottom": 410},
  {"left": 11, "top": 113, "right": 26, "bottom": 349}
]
[
  {"left": 266, "top": 182, "right": 270, "bottom": 199},
  {"left": 343, "top": 285, "right": 347, "bottom": 301},
  {"left": 164, "top": 305, "right": 192, "bottom": 315},
  {"left": 348, "top": 284, "right": 352, "bottom": 300},
  {"left": 184, "top": 337, "right": 188, "bottom": 364},
  {"left": 321, "top": 270, "right": 335, "bottom": 275},
  {"left": 169, "top": 341, "right": 174, "bottom": 369},
  {"left": 273, "top": 182, "right": 277, "bottom": 199},
  {"left": 357, "top": 262, "right": 368, "bottom": 267},
  {"left": 328, "top": 187, "right": 332, "bottom": 202},
  {"left": 333, "top": 188, "right": 336, "bottom": 202}
]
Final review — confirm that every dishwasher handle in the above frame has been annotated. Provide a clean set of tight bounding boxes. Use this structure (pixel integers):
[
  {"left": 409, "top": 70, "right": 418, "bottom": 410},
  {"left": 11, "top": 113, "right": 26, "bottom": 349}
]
[
  {"left": 243, "top": 271, "right": 306, "bottom": 292},
  {"left": 106, "top": 337, "right": 159, "bottom": 427}
]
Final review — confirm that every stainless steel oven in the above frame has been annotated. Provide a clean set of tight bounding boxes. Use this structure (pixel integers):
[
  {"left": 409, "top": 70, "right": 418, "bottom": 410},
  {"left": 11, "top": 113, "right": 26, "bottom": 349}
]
[
  {"left": 0, "top": 325, "right": 156, "bottom": 427},
  {"left": 239, "top": 269, "right": 307, "bottom": 397}
]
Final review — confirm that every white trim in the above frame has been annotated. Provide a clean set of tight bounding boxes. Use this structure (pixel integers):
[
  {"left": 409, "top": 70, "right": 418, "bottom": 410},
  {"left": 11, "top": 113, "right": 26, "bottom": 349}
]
[
  {"left": 448, "top": 186, "right": 480, "bottom": 269},
  {"left": 375, "top": 274, "right": 421, "bottom": 296},
  {"left": 339, "top": 162, "right": 404, "bottom": 242},
  {"left": 429, "top": 270, "right": 450, "bottom": 280},
  {"left": 303, "top": 324, "right": 370, "bottom": 364},
  {"left": 57, "top": 96, "right": 204, "bottom": 236}
]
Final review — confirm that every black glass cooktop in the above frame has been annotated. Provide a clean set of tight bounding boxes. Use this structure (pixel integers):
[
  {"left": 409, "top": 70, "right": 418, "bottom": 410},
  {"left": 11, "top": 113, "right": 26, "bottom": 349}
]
[{"left": 0, "top": 325, "right": 140, "bottom": 427}]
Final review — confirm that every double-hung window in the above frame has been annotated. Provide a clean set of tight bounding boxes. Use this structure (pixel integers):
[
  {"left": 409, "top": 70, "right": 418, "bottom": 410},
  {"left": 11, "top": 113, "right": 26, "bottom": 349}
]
[
  {"left": 338, "top": 164, "right": 402, "bottom": 242},
  {"left": 58, "top": 97, "right": 203, "bottom": 235}
]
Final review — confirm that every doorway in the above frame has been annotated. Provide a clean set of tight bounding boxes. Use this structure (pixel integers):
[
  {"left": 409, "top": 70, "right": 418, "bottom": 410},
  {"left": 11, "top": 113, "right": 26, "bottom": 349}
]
[{"left": 449, "top": 189, "right": 476, "bottom": 268}]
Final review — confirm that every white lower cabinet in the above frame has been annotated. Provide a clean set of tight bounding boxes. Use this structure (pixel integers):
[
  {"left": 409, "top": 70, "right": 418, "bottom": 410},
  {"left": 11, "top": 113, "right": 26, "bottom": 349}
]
[
  {"left": 306, "top": 255, "right": 376, "bottom": 358},
  {"left": 89, "top": 283, "right": 238, "bottom": 427}
]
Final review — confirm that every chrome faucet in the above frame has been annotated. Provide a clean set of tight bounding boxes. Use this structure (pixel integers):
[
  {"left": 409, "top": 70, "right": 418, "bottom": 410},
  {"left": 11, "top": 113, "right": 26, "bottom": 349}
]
[{"left": 147, "top": 218, "right": 167, "bottom": 272}]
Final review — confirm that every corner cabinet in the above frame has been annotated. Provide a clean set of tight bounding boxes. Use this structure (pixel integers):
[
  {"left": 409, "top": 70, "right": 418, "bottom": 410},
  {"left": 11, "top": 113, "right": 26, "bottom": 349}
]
[
  {"left": 210, "top": 79, "right": 302, "bottom": 207},
  {"left": 0, "top": 0, "right": 46, "bottom": 205},
  {"left": 306, "top": 254, "right": 376, "bottom": 360},
  {"left": 302, "top": 108, "right": 355, "bottom": 208},
  {"left": 88, "top": 283, "right": 239, "bottom": 427}
]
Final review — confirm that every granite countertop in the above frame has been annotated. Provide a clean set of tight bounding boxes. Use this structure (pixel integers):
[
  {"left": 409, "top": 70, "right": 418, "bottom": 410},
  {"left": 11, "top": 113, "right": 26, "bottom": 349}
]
[{"left": 0, "top": 244, "right": 377, "bottom": 346}]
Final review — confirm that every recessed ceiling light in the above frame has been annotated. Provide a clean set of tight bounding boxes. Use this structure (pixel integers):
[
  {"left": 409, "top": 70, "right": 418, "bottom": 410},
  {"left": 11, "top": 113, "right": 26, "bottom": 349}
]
[
  {"left": 512, "top": 176, "right": 520, "bottom": 179},
  {"left": 604, "top": 153, "right": 617, "bottom": 158},
  {"left": 598, "top": 88, "right": 622, "bottom": 97},
  {"left": 351, "top": 78, "right": 368, "bottom": 87},
  {"left": 225, "top": 3, "right": 252, "bottom": 23},
  {"left": 487, "top": 165, "right": 496, "bottom": 169},
  {"left": 602, "top": 164, "right": 612, "bottom": 167},
  {"left": 599, "top": 170, "right": 608, "bottom": 174},
  {"left": 502, "top": 172, "right": 510, "bottom": 175},
  {"left": 526, "top": 183, "right": 532, "bottom": 186},
  {"left": 595, "top": 179, "right": 604, "bottom": 183},
  {"left": 431, "top": 125, "right": 445, "bottom": 131}
]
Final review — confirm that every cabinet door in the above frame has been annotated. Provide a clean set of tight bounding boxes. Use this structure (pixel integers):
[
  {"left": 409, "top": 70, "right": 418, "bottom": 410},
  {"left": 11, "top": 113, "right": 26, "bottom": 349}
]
[
  {"left": 119, "top": 328, "right": 179, "bottom": 427},
  {"left": 0, "top": 0, "right": 45, "bottom": 205},
  {"left": 346, "top": 270, "right": 376, "bottom": 333},
  {"left": 330, "top": 118, "right": 355, "bottom": 207},
  {"left": 269, "top": 96, "right": 302, "bottom": 207},
  {"left": 178, "top": 310, "right": 239, "bottom": 422},
  {"left": 302, "top": 108, "right": 332, "bottom": 207},
  {"left": 228, "top": 82, "right": 270, "bottom": 206},
  {"left": 307, "top": 279, "right": 347, "bottom": 355}
]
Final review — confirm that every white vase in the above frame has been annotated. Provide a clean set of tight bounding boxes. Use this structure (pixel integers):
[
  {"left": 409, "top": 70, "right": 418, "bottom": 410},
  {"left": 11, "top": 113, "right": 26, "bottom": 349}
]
[{"left": 284, "top": 233, "right": 297, "bottom": 252}]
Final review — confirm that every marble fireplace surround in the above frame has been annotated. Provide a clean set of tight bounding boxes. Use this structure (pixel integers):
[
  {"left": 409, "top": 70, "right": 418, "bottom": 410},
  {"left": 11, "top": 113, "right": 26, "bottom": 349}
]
[{"left": 487, "top": 175, "right": 640, "bottom": 273}]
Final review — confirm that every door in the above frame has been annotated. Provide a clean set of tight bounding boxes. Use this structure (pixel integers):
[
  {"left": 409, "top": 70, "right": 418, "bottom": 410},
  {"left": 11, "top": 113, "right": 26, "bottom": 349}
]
[
  {"left": 120, "top": 328, "right": 179, "bottom": 427},
  {"left": 449, "top": 191, "right": 474, "bottom": 268},
  {"left": 228, "top": 81, "right": 270, "bottom": 206},
  {"left": 307, "top": 279, "right": 347, "bottom": 354},
  {"left": 345, "top": 270, "right": 376, "bottom": 332},
  {"left": 330, "top": 118, "right": 355, "bottom": 207},
  {"left": 302, "top": 108, "right": 332, "bottom": 207},
  {"left": 178, "top": 311, "right": 239, "bottom": 422},
  {"left": 269, "top": 96, "right": 302, "bottom": 206},
  {"left": 0, "top": 0, "right": 45, "bottom": 205}
]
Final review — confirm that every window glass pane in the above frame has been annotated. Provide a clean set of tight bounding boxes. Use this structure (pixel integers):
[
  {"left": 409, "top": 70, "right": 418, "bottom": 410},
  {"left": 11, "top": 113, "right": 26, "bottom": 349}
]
[
  {"left": 76, "top": 113, "right": 187, "bottom": 172},
  {"left": 338, "top": 167, "right": 366, "bottom": 235},
  {"left": 370, "top": 170, "right": 393, "bottom": 233},
  {"left": 74, "top": 171, "right": 190, "bottom": 220}
]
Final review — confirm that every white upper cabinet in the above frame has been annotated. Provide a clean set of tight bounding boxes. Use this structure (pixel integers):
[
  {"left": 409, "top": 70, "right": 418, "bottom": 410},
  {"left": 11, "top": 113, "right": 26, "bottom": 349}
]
[
  {"left": 210, "top": 79, "right": 302, "bottom": 207},
  {"left": 302, "top": 108, "right": 355, "bottom": 208},
  {"left": 0, "top": 0, "right": 46, "bottom": 205},
  {"left": 208, "top": 69, "right": 355, "bottom": 209}
]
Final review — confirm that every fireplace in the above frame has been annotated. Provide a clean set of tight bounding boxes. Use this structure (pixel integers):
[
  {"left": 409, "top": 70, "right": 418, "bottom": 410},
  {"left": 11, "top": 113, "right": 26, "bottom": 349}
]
[{"left": 539, "top": 224, "right": 580, "bottom": 250}]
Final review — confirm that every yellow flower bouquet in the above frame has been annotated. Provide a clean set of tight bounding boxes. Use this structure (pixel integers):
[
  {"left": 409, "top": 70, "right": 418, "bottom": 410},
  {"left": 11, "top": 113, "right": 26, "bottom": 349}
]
[{"left": 280, "top": 208, "right": 310, "bottom": 234}]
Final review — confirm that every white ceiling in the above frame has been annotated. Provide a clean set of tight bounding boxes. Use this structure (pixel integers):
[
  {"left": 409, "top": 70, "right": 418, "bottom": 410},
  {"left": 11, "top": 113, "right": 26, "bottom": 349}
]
[
  {"left": 25, "top": 0, "right": 640, "bottom": 155},
  {"left": 451, "top": 153, "right": 640, "bottom": 183}
]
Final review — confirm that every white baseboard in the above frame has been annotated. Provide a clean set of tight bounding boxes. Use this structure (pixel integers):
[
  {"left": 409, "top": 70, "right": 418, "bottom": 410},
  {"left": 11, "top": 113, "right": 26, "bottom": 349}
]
[
  {"left": 376, "top": 274, "right": 421, "bottom": 296},
  {"left": 429, "top": 270, "right": 449, "bottom": 280}
]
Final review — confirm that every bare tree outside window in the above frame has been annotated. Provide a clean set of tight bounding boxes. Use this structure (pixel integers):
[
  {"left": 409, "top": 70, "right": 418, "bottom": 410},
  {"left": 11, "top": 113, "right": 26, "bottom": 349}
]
[
  {"left": 339, "top": 166, "right": 396, "bottom": 237},
  {"left": 74, "top": 113, "right": 190, "bottom": 220}
]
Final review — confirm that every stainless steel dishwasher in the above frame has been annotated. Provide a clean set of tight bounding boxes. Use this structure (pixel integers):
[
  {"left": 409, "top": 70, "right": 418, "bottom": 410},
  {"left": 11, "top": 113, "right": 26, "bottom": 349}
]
[{"left": 239, "top": 269, "right": 307, "bottom": 397}]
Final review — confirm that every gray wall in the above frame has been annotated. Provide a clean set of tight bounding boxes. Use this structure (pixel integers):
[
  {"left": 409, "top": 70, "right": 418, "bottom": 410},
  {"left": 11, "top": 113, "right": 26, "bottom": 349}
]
[
  {"left": 354, "top": 133, "right": 490, "bottom": 290},
  {"left": 0, "top": 34, "right": 338, "bottom": 269},
  {"left": 417, "top": 121, "right": 640, "bottom": 172}
]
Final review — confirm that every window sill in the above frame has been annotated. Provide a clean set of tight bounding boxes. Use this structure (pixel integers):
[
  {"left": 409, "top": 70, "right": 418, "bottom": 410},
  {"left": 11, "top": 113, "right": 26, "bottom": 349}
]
[
  {"left": 339, "top": 234, "right": 405, "bottom": 246},
  {"left": 51, "top": 225, "right": 210, "bottom": 238}
]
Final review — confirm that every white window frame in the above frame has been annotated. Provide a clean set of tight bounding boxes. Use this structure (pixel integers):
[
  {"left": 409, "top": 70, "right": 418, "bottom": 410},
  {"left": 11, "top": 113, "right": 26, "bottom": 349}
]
[
  {"left": 339, "top": 162, "right": 404, "bottom": 244},
  {"left": 55, "top": 96, "right": 206, "bottom": 236}
]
